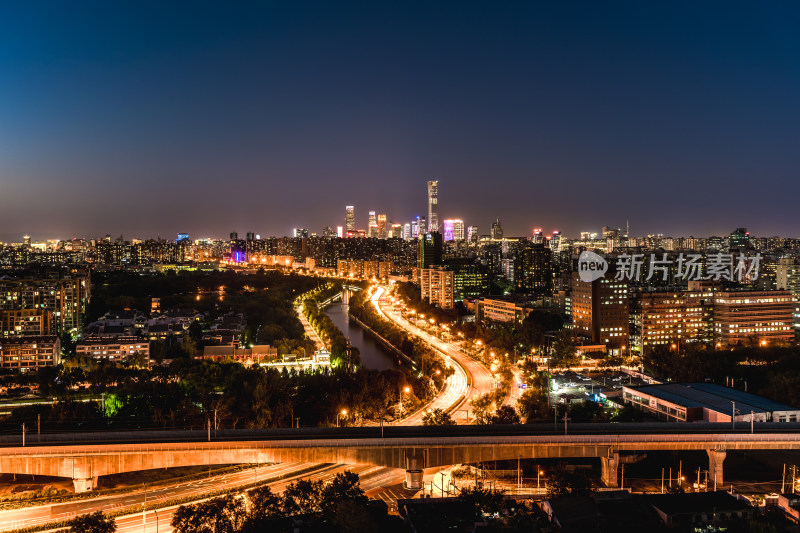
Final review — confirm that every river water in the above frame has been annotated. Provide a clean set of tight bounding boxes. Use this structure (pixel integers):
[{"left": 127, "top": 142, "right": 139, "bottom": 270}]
[{"left": 324, "top": 303, "right": 397, "bottom": 371}]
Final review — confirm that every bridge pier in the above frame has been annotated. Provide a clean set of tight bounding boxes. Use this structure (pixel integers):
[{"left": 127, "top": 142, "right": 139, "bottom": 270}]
[
  {"left": 404, "top": 450, "right": 426, "bottom": 490},
  {"left": 707, "top": 449, "right": 726, "bottom": 490},
  {"left": 73, "top": 476, "right": 98, "bottom": 493},
  {"left": 600, "top": 453, "right": 619, "bottom": 487}
]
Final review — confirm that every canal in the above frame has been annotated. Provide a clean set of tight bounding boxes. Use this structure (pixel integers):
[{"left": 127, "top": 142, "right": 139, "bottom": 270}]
[{"left": 324, "top": 303, "right": 397, "bottom": 371}]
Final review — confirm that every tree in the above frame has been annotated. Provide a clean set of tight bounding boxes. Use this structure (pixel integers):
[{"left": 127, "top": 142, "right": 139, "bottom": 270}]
[
  {"left": 545, "top": 468, "right": 594, "bottom": 498},
  {"left": 422, "top": 408, "right": 455, "bottom": 426},
  {"left": 69, "top": 512, "right": 116, "bottom": 533},
  {"left": 459, "top": 485, "right": 505, "bottom": 517},
  {"left": 171, "top": 495, "right": 246, "bottom": 533},
  {"left": 490, "top": 405, "right": 521, "bottom": 424},
  {"left": 247, "top": 485, "right": 284, "bottom": 520},
  {"left": 320, "top": 470, "right": 368, "bottom": 514},
  {"left": 469, "top": 393, "right": 495, "bottom": 425},
  {"left": 550, "top": 330, "right": 578, "bottom": 368},
  {"left": 283, "top": 478, "right": 324, "bottom": 516}
]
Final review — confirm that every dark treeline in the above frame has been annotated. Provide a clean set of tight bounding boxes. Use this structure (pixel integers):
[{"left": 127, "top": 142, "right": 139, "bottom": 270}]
[
  {"left": 87, "top": 270, "right": 321, "bottom": 347},
  {"left": 643, "top": 344, "right": 800, "bottom": 407},
  {"left": 0, "top": 357, "right": 444, "bottom": 432}
]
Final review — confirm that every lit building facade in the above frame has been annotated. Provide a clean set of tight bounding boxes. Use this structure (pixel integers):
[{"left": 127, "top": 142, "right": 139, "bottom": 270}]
[
  {"left": 0, "top": 309, "right": 54, "bottom": 337},
  {"left": 572, "top": 272, "right": 629, "bottom": 351},
  {"left": 0, "top": 336, "right": 60, "bottom": 371},
  {"left": 420, "top": 267, "right": 454, "bottom": 309},
  {"left": 76, "top": 335, "right": 150, "bottom": 363},
  {"left": 345, "top": 206, "right": 355, "bottom": 234},
  {"left": 0, "top": 274, "right": 89, "bottom": 334},
  {"left": 713, "top": 290, "right": 794, "bottom": 346},
  {"left": 633, "top": 289, "right": 714, "bottom": 352},
  {"left": 427, "top": 180, "right": 439, "bottom": 232}
]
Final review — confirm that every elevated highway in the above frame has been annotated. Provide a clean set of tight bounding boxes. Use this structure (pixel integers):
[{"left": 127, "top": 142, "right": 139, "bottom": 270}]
[{"left": 2, "top": 423, "right": 800, "bottom": 491}]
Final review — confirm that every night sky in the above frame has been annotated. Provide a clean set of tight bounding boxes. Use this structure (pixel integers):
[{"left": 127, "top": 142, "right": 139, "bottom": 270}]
[{"left": 2, "top": 2, "right": 800, "bottom": 242}]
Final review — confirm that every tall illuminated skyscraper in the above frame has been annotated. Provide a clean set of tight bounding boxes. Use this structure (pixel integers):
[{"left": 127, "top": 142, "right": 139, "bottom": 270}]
[
  {"left": 368, "top": 211, "right": 378, "bottom": 238},
  {"left": 345, "top": 206, "right": 355, "bottom": 234},
  {"left": 377, "top": 214, "right": 387, "bottom": 239},
  {"left": 427, "top": 180, "right": 439, "bottom": 232},
  {"left": 551, "top": 231, "right": 562, "bottom": 253},
  {"left": 467, "top": 225, "right": 479, "bottom": 243}
]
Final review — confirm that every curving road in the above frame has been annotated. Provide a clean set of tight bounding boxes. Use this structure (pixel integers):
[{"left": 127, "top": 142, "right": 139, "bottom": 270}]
[
  {"left": 109, "top": 463, "right": 407, "bottom": 533},
  {"left": 371, "top": 285, "right": 496, "bottom": 424},
  {"left": 2, "top": 462, "right": 409, "bottom": 533}
]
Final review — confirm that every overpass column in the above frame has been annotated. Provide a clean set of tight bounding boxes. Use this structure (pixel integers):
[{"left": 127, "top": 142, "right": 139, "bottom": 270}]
[
  {"left": 600, "top": 452, "right": 619, "bottom": 488},
  {"left": 73, "top": 476, "right": 98, "bottom": 493},
  {"left": 707, "top": 449, "right": 726, "bottom": 490},
  {"left": 404, "top": 450, "right": 426, "bottom": 490}
]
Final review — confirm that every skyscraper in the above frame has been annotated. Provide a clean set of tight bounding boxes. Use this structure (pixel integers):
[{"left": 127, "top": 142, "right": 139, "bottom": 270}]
[
  {"left": 551, "top": 231, "right": 562, "bottom": 253},
  {"left": 427, "top": 180, "right": 439, "bottom": 232},
  {"left": 532, "top": 228, "right": 543, "bottom": 244},
  {"left": 491, "top": 218, "right": 503, "bottom": 240},
  {"left": 418, "top": 232, "right": 443, "bottom": 269},
  {"left": 344, "top": 206, "right": 355, "bottom": 236},
  {"left": 443, "top": 220, "right": 455, "bottom": 241},
  {"left": 377, "top": 214, "right": 387, "bottom": 239},
  {"left": 419, "top": 216, "right": 427, "bottom": 236},
  {"left": 368, "top": 211, "right": 378, "bottom": 238},
  {"left": 453, "top": 220, "right": 465, "bottom": 241},
  {"left": 443, "top": 219, "right": 464, "bottom": 242},
  {"left": 467, "top": 225, "right": 479, "bottom": 243}
]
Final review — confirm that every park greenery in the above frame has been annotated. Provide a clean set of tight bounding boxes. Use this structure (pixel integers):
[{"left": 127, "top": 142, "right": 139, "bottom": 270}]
[{"left": 0, "top": 273, "right": 454, "bottom": 430}]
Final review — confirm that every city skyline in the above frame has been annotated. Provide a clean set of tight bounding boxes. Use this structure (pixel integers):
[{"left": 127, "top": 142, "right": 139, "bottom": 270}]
[{"left": 3, "top": 3, "right": 800, "bottom": 240}]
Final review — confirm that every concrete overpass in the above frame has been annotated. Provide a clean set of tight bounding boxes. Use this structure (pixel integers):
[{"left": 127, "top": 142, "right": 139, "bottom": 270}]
[{"left": 2, "top": 424, "right": 800, "bottom": 491}]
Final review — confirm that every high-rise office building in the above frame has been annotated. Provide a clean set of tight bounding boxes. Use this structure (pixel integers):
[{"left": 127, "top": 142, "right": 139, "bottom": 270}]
[
  {"left": 532, "top": 228, "right": 543, "bottom": 244},
  {"left": 443, "top": 219, "right": 464, "bottom": 242},
  {"left": 389, "top": 223, "right": 401, "bottom": 239},
  {"left": 491, "top": 218, "right": 503, "bottom": 240},
  {"left": 418, "top": 232, "right": 443, "bottom": 269},
  {"left": 368, "top": 211, "right": 378, "bottom": 238},
  {"left": 377, "top": 214, "right": 387, "bottom": 239},
  {"left": 443, "top": 220, "right": 455, "bottom": 241},
  {"left": 453, "top": 220, "right": 465, "bottom": 241},
  {"left": 729, "top": 227, "right": 750, "bottom": 251},
  {"left": 345, "top": 206, "right": 355, "bottom": 234},
  {"left": 467, "top": 226, "right": 479, "bottom": 243},
  {"left": 411, "top": 219, "right": 419, "bottom": 239},
  {"left": 419, "top": 216, "right": 427, "bottom": 236},
  {"left": 572, "top": 273, "right": 629, "bottom": 351},
  {"left": 427, "top": 180, "right": 439, "bottom": 232},
  {"left": 513, "top": 244, "right": 553, "bottom": 296},
  {"left": 403, "top": 223, "right": 412, "bottom": 240},
  {"left": 551, "top": 231, "right": 562, "bottom": 253}
]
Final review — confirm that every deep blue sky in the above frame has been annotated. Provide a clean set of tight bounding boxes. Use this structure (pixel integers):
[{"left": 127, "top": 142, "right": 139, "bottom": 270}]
[{"left": 2, "top": 2, "right": 800, "bottom": 241}]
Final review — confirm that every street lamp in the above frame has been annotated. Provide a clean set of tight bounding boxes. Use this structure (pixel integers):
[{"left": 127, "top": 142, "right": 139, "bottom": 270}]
[{"left": 337, "top": 409, "right": 348, "bottom": 427}]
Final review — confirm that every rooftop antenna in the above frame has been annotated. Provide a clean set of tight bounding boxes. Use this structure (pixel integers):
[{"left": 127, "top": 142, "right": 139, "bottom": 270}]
[{"left": 626, "top": 220, "right": 630, "bottom": 238}]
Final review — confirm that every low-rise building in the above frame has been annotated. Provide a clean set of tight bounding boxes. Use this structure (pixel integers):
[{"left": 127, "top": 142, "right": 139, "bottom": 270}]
[
  {"left": 198, "top": 345, "right": 278, "bottom": 364},
  {"left": 475, "top": 296, "right": 534, "bottom": 323},
  {"left": 647, "top": 491, "right": 754, "bottom": 528},
  {"left": 0, "top": 335, "right": 61, "bottom": 371},
  {"left": 623, "top": 382, "right": 800, "bottom": 423},
  {"left": 76, "top": 335, "right": 150, "bottom": 362}
]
